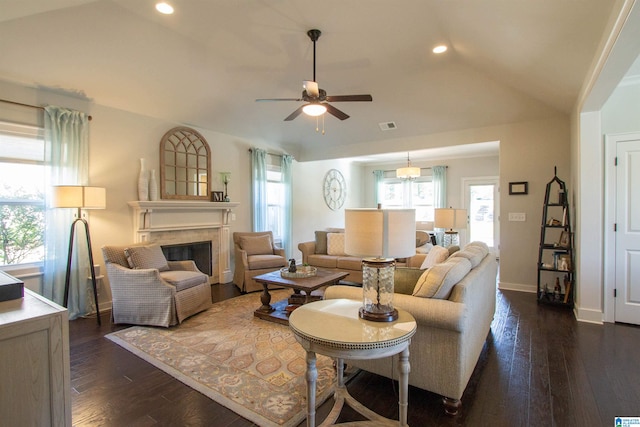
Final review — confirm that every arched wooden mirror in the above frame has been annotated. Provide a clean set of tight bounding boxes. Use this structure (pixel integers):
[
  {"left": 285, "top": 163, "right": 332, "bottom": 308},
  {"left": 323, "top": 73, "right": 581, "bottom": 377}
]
[{"left": 160, "top": 127, "right": 211, "bottom": 200}]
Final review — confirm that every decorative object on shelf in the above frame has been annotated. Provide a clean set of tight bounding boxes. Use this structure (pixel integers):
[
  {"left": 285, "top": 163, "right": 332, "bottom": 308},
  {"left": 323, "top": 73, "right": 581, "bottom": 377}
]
[
  {"left": 280, "top": 265, "right": 317, "bottom": 278},
  {"left": 323, "top": 168, "right": 346, "bottom": 210},
  {"left": 557, "top": 230, "right": 570, "bottom": 248},
  {"left": 138, "top": 158, "right": 149, "bottom": 201},
  {"left": 52, "top": 185, "right": 106, "bottom": 325},
  {"left": 396, "top": 152, "right": 421, "bottom": 180},
  {"left": 220, "top": 172, "right": 231, "bottom": 202},
  {"left": 160, "top": 126, "right": 211, "bottom": 200},
  {"left": 149, "top": 169, "right": 159, "bottom": 201},
  {"left": 434, "top": 207, "right": 467, "bottom": 247},
  {"left": 210, "top": 191, "right": 224, "bottom": 202},
  {"left": 509, "top": 181, "right": 528, "bottom": 195},
  {"left": 345, "top": 207, "right": 415, "bottom": 322}
]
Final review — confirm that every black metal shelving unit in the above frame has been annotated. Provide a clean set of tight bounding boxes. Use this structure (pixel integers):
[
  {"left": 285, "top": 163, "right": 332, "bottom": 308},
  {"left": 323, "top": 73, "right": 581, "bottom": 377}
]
[{"left": 537, "top": 168, "right": 574, "bottom": 307}]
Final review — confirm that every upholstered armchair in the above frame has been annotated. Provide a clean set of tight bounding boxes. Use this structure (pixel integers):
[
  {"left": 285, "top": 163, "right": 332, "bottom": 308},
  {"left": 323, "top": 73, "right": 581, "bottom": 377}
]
[
  {"left": 102, "top": 244, "right": 212, "bottom": 327},
  {"left": 232, "top": 231, "right": 287, "bottom": 293}
]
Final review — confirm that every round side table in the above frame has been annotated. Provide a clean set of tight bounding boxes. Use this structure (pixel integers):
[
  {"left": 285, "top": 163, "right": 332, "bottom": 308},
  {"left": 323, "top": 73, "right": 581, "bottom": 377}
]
[{"left": 289, "top": 299, "right": 417, "bottom": 427}]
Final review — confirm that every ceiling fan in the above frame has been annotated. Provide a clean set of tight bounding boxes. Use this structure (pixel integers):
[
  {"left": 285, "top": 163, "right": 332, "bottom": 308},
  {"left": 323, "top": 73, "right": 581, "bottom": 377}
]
[{"left": 256, "top": 29, "right": 373, "bottom": 121}]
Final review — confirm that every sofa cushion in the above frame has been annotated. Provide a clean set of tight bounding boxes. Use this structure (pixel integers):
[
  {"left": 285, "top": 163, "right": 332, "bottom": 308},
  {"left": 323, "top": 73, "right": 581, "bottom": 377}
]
[
  {"left": 308, "top": 254, "right": 338, "bottom": 268},
  {"left": 466, "top": 241, "right": 490, "bottom": 254},
  {"left": 327, "top": 233, "right": 346, "bottom": 256},
  {"left": 240, "top": 234, "right": 273, "bottom": 256},
  {"left": 247, "top": 254, "right": 286, "bottom": 269},
  {"left": 315, "top": 231, "right": 328, "bottom": 254},
  {"left": 336, "top": 256, "right": 362, "bottom": 271},
  {"left": 420, "top": 245, "right": 449, "bottom": 269},
  {"left": 451, "top": 246, "right": 486, "bottom": 268},
  {"left": 160, "top": 270, "right": 207, "bottom": 291},
  {"left": 124, "top": 245, "right": 170, "bottom": 271},
  {"left": 416, "top": 243, "right": 433, "bottom": 254},
  {"left": 416, "top": 230, "right": 431, "bottom": 247},
  {"left": 413, "top": 257, "right": 472, "bottom": 299}
]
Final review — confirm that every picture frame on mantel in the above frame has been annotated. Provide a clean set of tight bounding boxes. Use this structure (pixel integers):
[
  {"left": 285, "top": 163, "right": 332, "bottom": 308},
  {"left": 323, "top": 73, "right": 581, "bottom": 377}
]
[
  {"left": 509, "top": 181, "right": 528, "bottom": 195},
  {"left": 211, "top": 191, "right": 224, "bottom": 202}
]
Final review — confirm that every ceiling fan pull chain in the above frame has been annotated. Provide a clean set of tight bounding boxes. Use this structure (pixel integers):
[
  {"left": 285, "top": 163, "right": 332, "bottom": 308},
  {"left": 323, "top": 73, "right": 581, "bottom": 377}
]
[
  {"left": 322, "top": 114, "right": 325, "bottom": 135},
  {"left": 316, "top": 116, "right": 319, "bottom": 133}
]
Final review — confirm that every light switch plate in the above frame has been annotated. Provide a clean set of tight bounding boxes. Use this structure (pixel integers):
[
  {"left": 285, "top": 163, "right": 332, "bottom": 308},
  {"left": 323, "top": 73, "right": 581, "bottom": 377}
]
[{"left": 509, "top": 212, "right": 526, "bottom": 221}]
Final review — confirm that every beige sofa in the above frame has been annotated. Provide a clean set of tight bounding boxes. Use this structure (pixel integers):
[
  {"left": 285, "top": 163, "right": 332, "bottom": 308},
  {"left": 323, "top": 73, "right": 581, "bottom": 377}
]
[
  {"left": 298, "top": 230, "right": 440, "bottom": 283},
  {"left": 324, "top": 241, "right": 497, "bottom": 415}
]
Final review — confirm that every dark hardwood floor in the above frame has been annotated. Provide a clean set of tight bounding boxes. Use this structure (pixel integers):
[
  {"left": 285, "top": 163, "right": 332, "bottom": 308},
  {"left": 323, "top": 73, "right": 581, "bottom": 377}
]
[{"left": 69, "top": 284, "right": 640, "bottom": 426}]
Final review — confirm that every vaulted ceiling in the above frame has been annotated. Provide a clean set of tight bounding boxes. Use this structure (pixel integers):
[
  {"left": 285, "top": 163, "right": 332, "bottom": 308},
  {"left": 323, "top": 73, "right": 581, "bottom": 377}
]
[{"left": 0, "top": 0, "right": 618, "bottom": 161}]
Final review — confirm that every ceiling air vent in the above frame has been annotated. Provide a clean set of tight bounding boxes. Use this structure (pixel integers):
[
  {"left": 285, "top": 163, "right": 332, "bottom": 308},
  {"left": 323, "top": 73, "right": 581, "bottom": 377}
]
[{"left": 378, "top": 121, "right": 397, "bottom": 131}]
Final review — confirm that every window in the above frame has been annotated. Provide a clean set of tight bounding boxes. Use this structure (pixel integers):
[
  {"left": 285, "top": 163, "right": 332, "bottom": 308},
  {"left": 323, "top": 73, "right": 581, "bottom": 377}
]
[
  {"left": 379, "top": 176, "right": 434, "bottom": 221},
  {"left": 0, "top": 122, "right": 45, "bottom": 266},
  {"left": 266, "top": 165, "right": 284, "bottom": 244}
]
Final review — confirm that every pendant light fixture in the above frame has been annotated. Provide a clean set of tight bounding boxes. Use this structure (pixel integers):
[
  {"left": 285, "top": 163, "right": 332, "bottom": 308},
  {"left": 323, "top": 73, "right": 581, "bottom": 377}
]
[{"left": 396, "top": 152, "right": 421, "bottom": 180}]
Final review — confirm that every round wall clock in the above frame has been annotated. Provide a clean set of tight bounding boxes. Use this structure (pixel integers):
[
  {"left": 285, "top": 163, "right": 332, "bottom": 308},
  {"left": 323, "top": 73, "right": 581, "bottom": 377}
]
[{"left": 323, "top": 169, "right": 346, "bottom": 210}]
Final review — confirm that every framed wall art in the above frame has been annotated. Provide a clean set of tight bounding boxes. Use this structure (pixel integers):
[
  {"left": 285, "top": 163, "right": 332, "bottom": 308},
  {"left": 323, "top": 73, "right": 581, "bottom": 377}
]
[{"left": 509, "top": 181, "right": 528, "bottom": 195}]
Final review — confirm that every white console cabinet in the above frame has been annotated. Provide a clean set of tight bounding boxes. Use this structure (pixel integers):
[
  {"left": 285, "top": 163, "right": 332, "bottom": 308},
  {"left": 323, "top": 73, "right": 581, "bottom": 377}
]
[{"left": 0, "top": 287, "right": 71, "bottom": 426}]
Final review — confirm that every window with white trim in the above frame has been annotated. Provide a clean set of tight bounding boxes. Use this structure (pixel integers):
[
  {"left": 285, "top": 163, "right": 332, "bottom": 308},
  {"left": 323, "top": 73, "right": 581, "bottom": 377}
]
[
  {"left": 379, "top": 176, "right": 434, "bottom": 221},
  {"left": 266, "top": 164, "right": 284, "bottom": 244},
  {"left": 0, "top": 122, "right": 45, "bottom": 266}
]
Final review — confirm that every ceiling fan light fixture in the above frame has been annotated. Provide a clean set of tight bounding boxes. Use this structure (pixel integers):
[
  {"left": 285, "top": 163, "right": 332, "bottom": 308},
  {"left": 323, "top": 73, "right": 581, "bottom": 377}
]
[
  {"left": 302, "top": 103, "right": 327, "bottom": 117},
  {"left": 433, "top": 45, "right": 448, "bottom": 54},
  {"left": 155, "top": 2, "right": 174, "bottom": 14}
]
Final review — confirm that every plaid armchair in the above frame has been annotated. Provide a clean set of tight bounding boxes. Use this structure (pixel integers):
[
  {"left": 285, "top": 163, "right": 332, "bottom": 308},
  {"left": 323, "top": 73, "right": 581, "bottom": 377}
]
[
  {"left": 232, "top": 231, "right": 287, "bottom": 293},
  {"left": 102, "top": 244, "right": 212, "bottom": 327}
]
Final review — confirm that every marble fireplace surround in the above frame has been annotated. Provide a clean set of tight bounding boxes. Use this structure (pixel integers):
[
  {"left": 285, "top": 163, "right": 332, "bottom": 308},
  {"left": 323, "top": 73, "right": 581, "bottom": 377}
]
[{"left": 128, "top": 201, "right": 239, "bottom": 284}]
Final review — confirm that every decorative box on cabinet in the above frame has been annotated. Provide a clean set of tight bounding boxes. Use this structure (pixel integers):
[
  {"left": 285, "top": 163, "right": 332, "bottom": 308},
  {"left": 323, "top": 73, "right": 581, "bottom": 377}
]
[{"left": 0, "top": 286, "right": 71, "bottom": 427}]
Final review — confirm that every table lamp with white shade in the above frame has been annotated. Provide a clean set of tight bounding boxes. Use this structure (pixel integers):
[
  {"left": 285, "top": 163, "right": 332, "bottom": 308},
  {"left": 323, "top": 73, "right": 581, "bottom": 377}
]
[
  {"left": 52, "top": 185, "right": 106, "bottom": 325},
  {"left": 434, "top": 207, "right": 467, "bottom": 247},
  {"left": 345, "top": 208, "right": 416, "bottom": 322}
]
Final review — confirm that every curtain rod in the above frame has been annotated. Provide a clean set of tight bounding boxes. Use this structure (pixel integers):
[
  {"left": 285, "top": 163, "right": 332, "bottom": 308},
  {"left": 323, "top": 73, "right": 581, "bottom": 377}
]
[
  {"left": 248, "top": 148, "right": 284, "bottom": 158},
  {"left": 0, "top": 98, "right": 93, "bottom": 121}
]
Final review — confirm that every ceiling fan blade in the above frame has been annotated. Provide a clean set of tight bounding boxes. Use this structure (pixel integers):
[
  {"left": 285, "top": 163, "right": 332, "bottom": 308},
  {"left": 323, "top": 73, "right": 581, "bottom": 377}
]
[
  {"left": 284, "top": 105, "right": 305, "bottom": 121},
  {"left": 303, "top": 81, "right": 320, "bottom": 98},
  {"left": 325, "top": 94, "right": 373, "bottom": 102},
  {"left": 256, "top": 98, "right": 303, "bottom": 102},
  {"left": 324, "top": 103, "right": 350, "bottom": 120}
]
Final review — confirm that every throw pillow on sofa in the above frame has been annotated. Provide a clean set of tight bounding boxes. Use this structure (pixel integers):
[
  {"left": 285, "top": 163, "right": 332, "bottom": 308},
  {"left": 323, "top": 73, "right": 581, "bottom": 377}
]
[
  {"left": 327, "top": 232, "right": 347, "bottom": 256},
  {"left": 240, "top": 234, "right": 273, "bottom": 255},
  {"left": 451, "top": 246, "right": 486, "bottom": 268},
  {"left": 413, "top": 256, "right": 472, "bottom": 299},
  {"left": 420, "top": 245, "right": 449, "bottom": 269},
  {"left": 315, "top": 231, "right": 328, "bottom": 254},
  {"left": 124, "top": 244, "right": 170, "bottom": 271}
]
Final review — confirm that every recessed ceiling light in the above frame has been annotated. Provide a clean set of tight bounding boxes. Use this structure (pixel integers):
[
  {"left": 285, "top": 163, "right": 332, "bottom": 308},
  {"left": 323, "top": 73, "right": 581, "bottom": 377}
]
[
  {"left": 433, "top": 45, "right": 448, "bottom": 54},
  {"left": 155, "top": 2, "right": 174, "bottom": 14}
]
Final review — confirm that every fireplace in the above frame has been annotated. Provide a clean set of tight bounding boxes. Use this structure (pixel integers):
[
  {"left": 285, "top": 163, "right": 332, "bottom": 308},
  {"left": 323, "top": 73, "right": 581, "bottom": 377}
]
[
  {"left": 162, "top": 241, "right": 212, "bottom": 276},
  {"left": 128, "top": 200, "right": 239, "bottom": 284}
]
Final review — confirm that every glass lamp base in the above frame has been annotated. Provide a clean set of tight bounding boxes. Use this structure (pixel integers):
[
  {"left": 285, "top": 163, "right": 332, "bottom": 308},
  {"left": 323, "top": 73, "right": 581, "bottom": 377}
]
[
  {"left": 359, "top": 307, "right": 399, "bottom": 322},
  {"left": 360, "top": 258, "right": 398, "bottom": 322},
  {"left": 443, "top": 231, "right": 459, "bottom": 247}
]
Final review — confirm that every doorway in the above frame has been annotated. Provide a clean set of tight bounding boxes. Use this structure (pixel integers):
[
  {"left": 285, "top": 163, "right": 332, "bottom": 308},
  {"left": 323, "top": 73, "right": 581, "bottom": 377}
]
[
  {"left": 463, "top": 177, "right": 500, "bottom": 257},
  {"left": 605, "top": 133, "right": 640, "bottom": 325}
]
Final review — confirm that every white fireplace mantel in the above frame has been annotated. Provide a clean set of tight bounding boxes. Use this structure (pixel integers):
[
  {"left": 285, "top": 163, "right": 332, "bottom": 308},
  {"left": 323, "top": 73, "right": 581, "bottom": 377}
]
[{"left": 128, "top": 200, "right": 239, "bottom": 283}]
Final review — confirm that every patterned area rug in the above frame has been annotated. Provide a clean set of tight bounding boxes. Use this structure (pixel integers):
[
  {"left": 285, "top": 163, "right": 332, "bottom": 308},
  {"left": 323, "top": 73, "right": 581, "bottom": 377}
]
[{"left": 106, "top": 290, "right": 337, "bottom": 427}]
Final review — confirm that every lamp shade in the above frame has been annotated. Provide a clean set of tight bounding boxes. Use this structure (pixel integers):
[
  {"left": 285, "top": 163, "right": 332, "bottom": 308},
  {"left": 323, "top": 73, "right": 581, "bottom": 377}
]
[
  {"left": 396, "top": 166, "right": 421, "bottom": 179},
  {"left": 52, "top": 186, "right": 106, "bottom": 209},
  {"left": 434, "top": 208, "right": 467, "bottom": 230},
  {"left": 345, "top": 208, "right": 416, "bottom": 259}
]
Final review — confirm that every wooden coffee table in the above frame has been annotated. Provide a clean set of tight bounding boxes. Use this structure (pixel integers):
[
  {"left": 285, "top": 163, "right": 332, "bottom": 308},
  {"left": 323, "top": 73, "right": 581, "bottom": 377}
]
[{"left": 253, "top": 268, "right": 349, "bottom": 324}]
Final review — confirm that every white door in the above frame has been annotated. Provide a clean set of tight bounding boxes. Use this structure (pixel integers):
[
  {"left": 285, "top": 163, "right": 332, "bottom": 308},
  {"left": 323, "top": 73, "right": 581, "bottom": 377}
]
[
  {"left": 615, "top": 138, "right": 640, "bottom": 324},
  {"left": 463, "top": 177, "right": 499, "bottom": 257}
]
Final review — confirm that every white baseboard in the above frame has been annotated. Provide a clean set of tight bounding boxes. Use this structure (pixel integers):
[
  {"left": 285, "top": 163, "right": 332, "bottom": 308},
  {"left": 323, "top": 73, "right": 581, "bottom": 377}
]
[
  {"left": 574, "top": 305, "right": 603, "bottom": 324},
  {"left": 498, "top": 281, "right": 537, "bottom": 293}
]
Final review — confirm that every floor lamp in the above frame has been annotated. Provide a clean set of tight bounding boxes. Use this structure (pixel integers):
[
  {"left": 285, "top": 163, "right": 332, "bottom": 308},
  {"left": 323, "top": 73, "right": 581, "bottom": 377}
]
[
  {"left": 52, "top": 185, "right": 106, "bottom": 325},
  {"left": 345, "top": 208, "right": 416, "bottom": 322}
]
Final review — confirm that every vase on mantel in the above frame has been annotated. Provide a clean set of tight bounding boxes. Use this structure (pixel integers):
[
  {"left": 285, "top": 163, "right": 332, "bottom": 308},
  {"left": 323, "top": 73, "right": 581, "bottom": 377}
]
[
  {"left": 149, "top": 169, "right": 159, "bottom": 201},
  {"left": 138, "top": 158, "right": 149, "bottom": 201}
]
